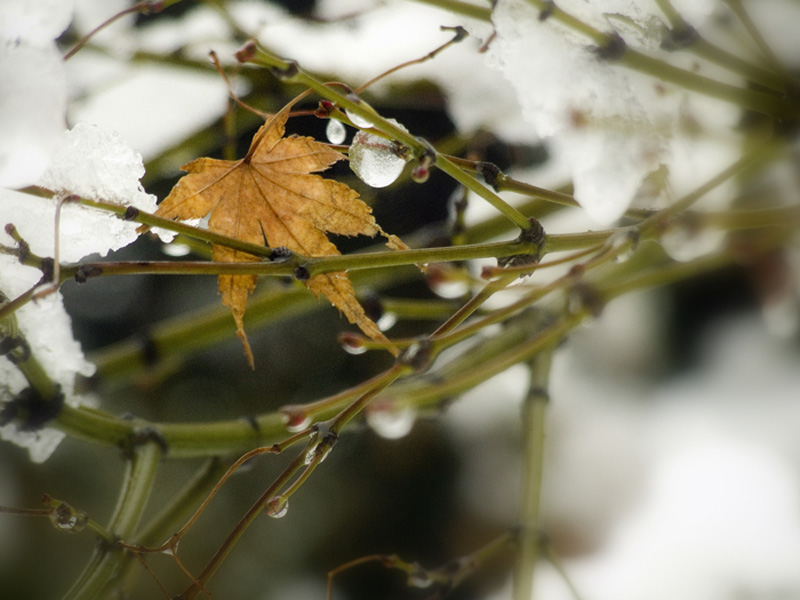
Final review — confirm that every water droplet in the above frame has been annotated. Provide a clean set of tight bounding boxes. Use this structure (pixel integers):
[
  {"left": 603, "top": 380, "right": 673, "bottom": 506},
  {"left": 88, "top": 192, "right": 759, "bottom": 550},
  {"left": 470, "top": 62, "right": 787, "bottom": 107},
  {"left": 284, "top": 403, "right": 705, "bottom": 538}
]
[
  {"left": 660, "top": 218, "right": 724, "bottom": 262},
  {"left": 345, "top": 108, "right": 374, "bottom": 129},
  {"left": 325, "top": 119, "right": 346, "bottom": 145},
  {"left": 376, "top": 311, "right": 397, "bottom": 332},
  {"left": 430, "top": 277, "right": 469, "bottom": 299},
  {"left": 566, "top": 283, "right": 604, "bottom": 318},
  {"left": 48, "top": 502, "right": 88, "bottom": 533},
  {"left": 305, "top": 438, "right": 335, "bottom": 465},
  {"left": 264, "top": 495, "right": 289, "bottom": 518},
  {"left": 608, "top": 229, "right": 638, "bottom": 263},
  {"left": 367, "top": 400, "right": 416, "bottom": 439},
  {"left": 349, "top": 120, "right": 408, "bottom": 188},
  {"left": 411, "top": 164, "right": 430, "bottom": 183},
  {"left": 281, "top": 408, "right": 311, "bottom": 432},
  {"left": 427, "top": 265, "right": 469, "bottom": 299},
  {"left": 340, "top": 332, "right": 367, "bottom": 355},
  {"left": 407, "top": 564, "right": 434, "bottom": 588},
  {"left": 162, "top": 243, "right": 192, "bottom": 257},
  {"left": 304, "top": 426, "right": 337, "bottom": 464}
]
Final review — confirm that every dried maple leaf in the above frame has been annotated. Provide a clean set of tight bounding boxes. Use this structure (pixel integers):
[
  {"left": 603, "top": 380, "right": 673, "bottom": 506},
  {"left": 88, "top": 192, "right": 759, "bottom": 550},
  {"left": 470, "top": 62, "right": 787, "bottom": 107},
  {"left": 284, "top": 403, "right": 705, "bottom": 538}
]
[{"left": 155, "top": 101, "right": 406, "bottom": 367}]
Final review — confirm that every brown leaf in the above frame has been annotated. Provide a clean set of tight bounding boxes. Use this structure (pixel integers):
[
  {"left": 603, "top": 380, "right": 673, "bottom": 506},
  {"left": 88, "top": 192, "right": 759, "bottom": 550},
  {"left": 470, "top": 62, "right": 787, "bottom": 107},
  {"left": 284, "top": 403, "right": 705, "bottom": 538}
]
[{"left": 155, "top": 102, "right": 404, "bottom": 367}]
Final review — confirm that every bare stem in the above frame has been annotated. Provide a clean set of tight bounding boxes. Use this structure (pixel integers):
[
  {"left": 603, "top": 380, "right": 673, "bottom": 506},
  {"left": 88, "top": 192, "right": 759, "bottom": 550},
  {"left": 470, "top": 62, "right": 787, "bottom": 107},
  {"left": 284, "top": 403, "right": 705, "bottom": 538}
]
[{"left": 513, "top": 349, "right": 554, "bottom": 600}]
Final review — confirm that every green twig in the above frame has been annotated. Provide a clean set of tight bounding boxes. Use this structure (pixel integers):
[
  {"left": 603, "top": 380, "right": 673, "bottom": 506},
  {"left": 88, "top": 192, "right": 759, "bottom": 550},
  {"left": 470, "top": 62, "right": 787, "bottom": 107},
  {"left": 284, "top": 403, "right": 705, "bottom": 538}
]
[
  {"left": 63, "top": 440, "right": 162, "bottom": 600},
  {"left": 513, "top": 349, "right": 554, "bottom": 600}
]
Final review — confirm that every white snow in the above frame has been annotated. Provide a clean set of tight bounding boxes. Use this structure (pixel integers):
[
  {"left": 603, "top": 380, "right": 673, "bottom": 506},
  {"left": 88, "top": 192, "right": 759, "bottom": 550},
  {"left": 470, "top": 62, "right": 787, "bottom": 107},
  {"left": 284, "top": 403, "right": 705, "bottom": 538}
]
[
  {"left": 0, "top": 0, "right": 73, "bottom": 46},
  {"left": 0, "top": 0, "right": 71, "bottom": 188},
  {"left": 0, "top": 43, "right": 67, "bottom": 187},
  {"left": 66, "top": 60, "right": 231, "bottom": 163}
]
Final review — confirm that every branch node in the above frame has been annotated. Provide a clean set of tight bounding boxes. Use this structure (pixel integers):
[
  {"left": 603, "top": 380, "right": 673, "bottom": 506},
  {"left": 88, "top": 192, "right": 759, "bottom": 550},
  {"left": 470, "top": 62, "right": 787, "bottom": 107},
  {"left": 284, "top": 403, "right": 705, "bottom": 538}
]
[
  {"left": 123, "top": 206, "right": 140, "bottom": 221},
  {"left": 122, "top": 426, "right": 169, "bottom": 458},
  {"left": 660, "top": 25, "right": 698, "bottom": 51},
  {"left": 592, "top": 33, "right": 627, "bottom": 61},
  {"left": 74, "top": 264, "right": 104, "bottom": 283},
  {"left": 441, "top": 25, "right": 468, "bottom": 43},
  {"left": 270, "top": 246, "right": 293, "bottom": 262},
  {"left": 497, "top": 218, "right": 546, "bottom": 270},
  {"left": 539, "top": 0, "right": 555, "bottom": 21},
  {"left": 0, "top": 385, "right": 65, "bottom": 431},
  {"left": 293, "top": 265, "right": 311, "bottom": 281},
  {"left": 270, "top": 59, "right": 300, "bottom": 81},
  {"left": 37, "top": 257, "right": 55, "bottom": 285},
  {"left": 475, "top": 161, "right": 502, "bottom": 191},
  {"left": 399, "top": 338, "right": 434, "bottom": 373}
]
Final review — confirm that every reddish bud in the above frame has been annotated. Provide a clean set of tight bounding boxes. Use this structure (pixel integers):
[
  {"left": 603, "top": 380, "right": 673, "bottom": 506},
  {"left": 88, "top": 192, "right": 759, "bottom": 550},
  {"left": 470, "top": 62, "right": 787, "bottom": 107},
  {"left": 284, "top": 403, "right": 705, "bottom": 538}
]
[
  {"left": 411, "top": 164, "right": 430, "bottom": 183},
  {"left": 235, "top": 41, "right": 257, "bottom": 63}
]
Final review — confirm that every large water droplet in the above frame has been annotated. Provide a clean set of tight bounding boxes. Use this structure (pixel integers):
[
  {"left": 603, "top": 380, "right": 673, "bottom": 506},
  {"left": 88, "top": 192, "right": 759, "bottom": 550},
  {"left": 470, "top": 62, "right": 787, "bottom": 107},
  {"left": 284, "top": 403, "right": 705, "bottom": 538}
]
[
  {"left": 367, "top": 400, "right": 416, "bottom": 439},
  {"left": 264, "top": 495, "right": 289, "bottom": 518},
  {"left": 349, "top": 121, "right": 408, "bottom": 188},
  {"left": 325, "top": 119, "right": 346, "bottom": 145}
]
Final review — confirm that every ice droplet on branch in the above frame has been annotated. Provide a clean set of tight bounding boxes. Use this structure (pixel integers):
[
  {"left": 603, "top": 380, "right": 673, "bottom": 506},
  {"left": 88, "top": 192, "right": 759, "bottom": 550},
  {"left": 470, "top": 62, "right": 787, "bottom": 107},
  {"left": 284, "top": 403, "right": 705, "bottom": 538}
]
[
  {"left": 345, "top": 108, "right": 374, "bottom": 129},
  {"left": 325, "top": 119, "right": 346, "bottom": 145},
  {"left": 366, "top": 400, "right": 416, "bottom": 440},
  {"left": 264, "top": 495, "right": 289, "bottom": 519},
  {"left": 348, "top": 119, "right": 408, "bottom": 188}
]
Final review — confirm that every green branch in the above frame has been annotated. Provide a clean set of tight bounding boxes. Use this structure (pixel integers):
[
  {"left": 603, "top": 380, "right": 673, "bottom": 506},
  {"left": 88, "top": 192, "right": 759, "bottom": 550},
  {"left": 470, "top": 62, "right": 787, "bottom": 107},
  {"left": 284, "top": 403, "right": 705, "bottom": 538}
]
[
  {"left": 513, "top": 349, "right": 554, "bottom": 600},
  {"left": 63, "top": 440, "right": 162, "bottom": 600}
]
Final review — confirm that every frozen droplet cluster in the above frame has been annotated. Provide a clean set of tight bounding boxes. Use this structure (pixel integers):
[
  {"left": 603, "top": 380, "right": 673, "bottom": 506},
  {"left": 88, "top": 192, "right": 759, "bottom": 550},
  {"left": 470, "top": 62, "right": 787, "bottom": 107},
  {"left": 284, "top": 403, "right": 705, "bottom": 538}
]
[{"left": 348, "top": 119, "right": 408, "bottom": 188}]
